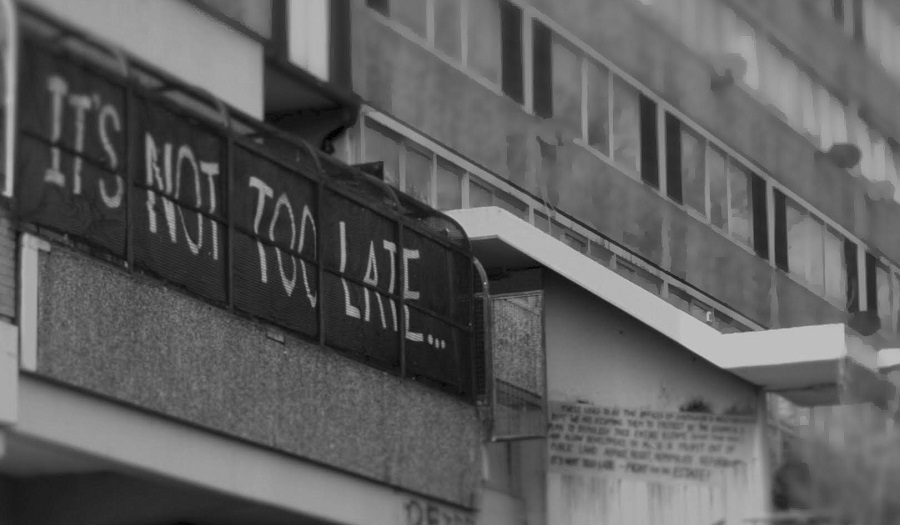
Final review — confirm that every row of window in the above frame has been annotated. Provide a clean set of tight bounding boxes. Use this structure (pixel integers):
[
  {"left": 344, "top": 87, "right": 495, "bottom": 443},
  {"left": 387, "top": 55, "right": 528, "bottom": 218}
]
[
  {"left": 636, "top": 0, "right": 900, "bottom": 203},
  {"left": 818, "top": 0, "right": 900, "bottom": 86},
  {"left": 361, "top": 118, "right": 529, "bottom": 218},
  {"left": 356, "top": 113, "right": 754, "bottom": 334},
  {"left": 364, "top": 0, "right": 900, "bottom": 338},
  {"left": 859, "top": 0, "right": 900, "bottom": 83}
]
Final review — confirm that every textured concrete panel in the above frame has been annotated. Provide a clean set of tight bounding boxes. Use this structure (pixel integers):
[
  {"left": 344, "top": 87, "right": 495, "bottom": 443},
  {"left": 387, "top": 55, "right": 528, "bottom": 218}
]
[{"left": 35, "top": 248, "right": 480, "bottom": 507}]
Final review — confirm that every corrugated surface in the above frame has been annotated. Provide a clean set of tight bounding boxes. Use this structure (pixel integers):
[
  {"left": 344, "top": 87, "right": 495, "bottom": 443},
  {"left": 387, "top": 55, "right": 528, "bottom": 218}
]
[{"left": 35, "top": 246, "right": 481, "bottom": 507}]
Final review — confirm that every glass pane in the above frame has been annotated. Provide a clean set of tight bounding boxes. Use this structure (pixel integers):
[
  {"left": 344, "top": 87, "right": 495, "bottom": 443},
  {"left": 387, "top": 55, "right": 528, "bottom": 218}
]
[
  {"left": 871, "top": 130, "right": 886, "bottom": 181},
  {"left": 469, "top": 180, "right": 494, "bottom": 208},
  {"left": 435, "top": 159, "right": 462, "bottom": 210},
  {"left": 496, "top": 191, "right": 528, "bottom": 219},
  {"left": 823, "top": 228, "right": 846, "bottom": 306},
  {"left": 364, "top": 122, "right": 401, "bottom": 188},
  {"left": 786, "top": 200, "right": 824, "bottom": 292},
  {"left": 612, "top": 76, "right": 641, "bottom": 173},
  {"left": 393, "top": 0, "right": 427, "bottom": 37},
  {"left": 680, "top": 0, "right": 700, "bottom": 49},
  {"left": 759, "top": 41, "right": 781, "bottom": 106},
  {"left": 708, "top": 146, "right": 728, "bottom": 230},
  {"left": 892, "top": 271, "right": 900, "bottom": 333},
  {"left": 697, "top": 0, "right": 722, "bottom": 55},
  {"left": 534, "top": 211, "right": 550, "bottom": 233},
  {"left": 435, "top": 0, "right": 462, "bottom": 59},
  {"left": 723, "top": 13, "right": 759, "bottom": 88},
  {"left": 586, "top": 60, "right": 611, "bottom": 154},
  {"left": 877, "top": 264, "right": 892, "bottom": 333},
  {"left": 552, "top": 38, "right": 582, "bottom": 138},
  {"left": 405, "top": 146, "right": 433, "bottom": 204},
  {"left": 816, "top": 88, "right": 834, "bottom": 148},
  {"left": 681, "top": 129, "right": 706, "bottom": 215},
  {"left": 831, "top": 96, "right": 848, "bottom": 143},
  {"left": 728, "top": 162, "right": 753, "bottom": 246},
  {"left": 467, "top": 0, "right": 501, "bottom": 83},
  {"left": 799, "top": 72, "right": 818, "bottom": 138},
  {"left": 781, "top": 61, "right": 801, "bottom": 125}
]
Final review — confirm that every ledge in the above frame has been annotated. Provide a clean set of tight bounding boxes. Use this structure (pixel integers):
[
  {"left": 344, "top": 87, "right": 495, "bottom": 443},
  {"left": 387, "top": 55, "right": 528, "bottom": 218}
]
[{"left": 449, "top": 207, "right": 896, "bottom": 407}]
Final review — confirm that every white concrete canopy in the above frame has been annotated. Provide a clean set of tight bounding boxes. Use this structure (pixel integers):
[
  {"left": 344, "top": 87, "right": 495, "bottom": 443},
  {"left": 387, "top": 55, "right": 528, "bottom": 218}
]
[{"left": 448, "top": 207, "right": 895, "bottom": 407}]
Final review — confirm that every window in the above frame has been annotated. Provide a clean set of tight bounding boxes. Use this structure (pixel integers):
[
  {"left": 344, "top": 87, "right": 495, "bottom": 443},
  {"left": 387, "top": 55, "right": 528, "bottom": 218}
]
[
  {"left": 469, "top": 180, "right": 494, "bottom": 207},
  {"left": 728, "top": 162, "right": 753, "bottom": 246},
  {"left": 696, "top": 0, "right": 722, "bottom": 56},
  {"left": 798, "top": 71, "right": 819, "bottom": 139},
  {"left": 854, "top": 118, "right": 873, "bottom": 178},
  {"left": 586, "top": 60, "right": 611, "bottom": 155},
  {"left": 435, "top": 0, "right": 462, "bottom": 59},
  {"left": 758, "top": 41, "right": 779, "bottom": 107},
  {"left": 892, "top": 272, "right": 900, "bottom": 333},
  {"left": 393, "top": 0, "right": 427, "bottom": 38},
  {"left": 552, "top": 36, "right": 583, "bottom": 137},
  {"left": 779, "top": 60, "right": 801, "bottom": 126},
  {"left": 499, "top": 0, "right": 524, "bottom": 102},
  {"left": 468, "top": 0, "right": 502, "bottom": 84},
  {"left": 612, "top": 76, "right": 641, "bottom": 173},
  {"left": 364, "top": 121, "right": 401, "bottom": 188},
  {"left": 823, "top": 227, "right": 847, "bottom": 306},
  {"left": 876, "top": 262, "right": 892, "bottom": 333},
  {"left": 496, "top": 190, "right": 528, "bottom": 219},
  {"left": 871, "top": 130, "right": 887, "bottom": 182},
  {"left": 681, "top": 128, "right": 706, "bottom": 216},
  {"left": 405, "top": 146, "right": 433, "bottom": 204},
  {"left": 722, "top": 10, "right": 759, "bottom": 89},
  {"left": 785, "top": 199, "right": 826, "bottom": 294},
  {"left": 707, "top": 146, "right": 728, "bottom": 230},
  {"left": 436, "top": 159, "right": 463, "bottom": 210}
]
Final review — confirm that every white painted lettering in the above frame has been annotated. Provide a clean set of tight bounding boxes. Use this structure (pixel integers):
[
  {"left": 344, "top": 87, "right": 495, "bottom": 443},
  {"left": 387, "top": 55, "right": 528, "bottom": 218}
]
[
  {"left": 175, "top": 145, "right": 203, "bottom": 255},
  {"left": 248, "top": 176, "right": 274, "bottom": 283},
  {"left": 45, "top": 75, "right": 68, "bottom": 188},
  {"left": 269, "top": 193, "right": 297, "bottom": 296},
  {"left": 98, "top": 104, "right": 123, "bottom": 208},
  {"left": 339, "top": 221, "right": 361, "bottom": 319},
  {"left": 67, "top": 94, "right": 92, "bottom": 195}
]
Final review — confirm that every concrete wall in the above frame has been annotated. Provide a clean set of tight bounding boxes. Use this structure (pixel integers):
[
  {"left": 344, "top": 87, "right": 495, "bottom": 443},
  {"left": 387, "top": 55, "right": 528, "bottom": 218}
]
[
  {"left": 32, "top": 246, "right": 481, "bottom": 507},
  {"left": 543, "top": 271, "right": 767, "bottom": 524},
  {"left": 21, "top": 0, "right": 265, "bottom": 118},
  {"left": 349, "top": 2, "right": 847, "bottom": 331}
]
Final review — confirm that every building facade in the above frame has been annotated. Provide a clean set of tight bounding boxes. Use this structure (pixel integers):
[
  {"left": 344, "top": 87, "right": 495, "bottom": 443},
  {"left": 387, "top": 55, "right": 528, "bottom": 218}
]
[{"left": 1, "top": 0, "right": 898, "bottom": 524}]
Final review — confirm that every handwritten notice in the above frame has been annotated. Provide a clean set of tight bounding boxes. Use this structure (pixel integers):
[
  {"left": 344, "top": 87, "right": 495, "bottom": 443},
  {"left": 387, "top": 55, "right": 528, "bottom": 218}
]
[{"left": 548, "top": 401, "right": 757, "bottom": 484}]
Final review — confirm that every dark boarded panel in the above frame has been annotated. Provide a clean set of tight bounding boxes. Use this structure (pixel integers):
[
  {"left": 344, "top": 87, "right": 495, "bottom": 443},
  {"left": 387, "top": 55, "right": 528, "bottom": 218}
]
[
  {"left": 232, "top": 144, "right": 318, "bottom": 338},
  {"left": 36, "top": 248, "right": 481, "bottom": 506},
  {"left": 17, "top": 40, "right": 127, "bottom": 256},
  {"left": 323, "top": 271, "right": 401, "bottom": 367},
  {"left": 131, "top": 93, "right": 227, "bottom": 303}
]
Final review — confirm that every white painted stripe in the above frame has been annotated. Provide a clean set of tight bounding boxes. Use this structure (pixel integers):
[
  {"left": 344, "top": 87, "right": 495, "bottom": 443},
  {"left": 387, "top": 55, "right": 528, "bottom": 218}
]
[{"left": 18, "top": 233, "right": 49, "bottom": 373}]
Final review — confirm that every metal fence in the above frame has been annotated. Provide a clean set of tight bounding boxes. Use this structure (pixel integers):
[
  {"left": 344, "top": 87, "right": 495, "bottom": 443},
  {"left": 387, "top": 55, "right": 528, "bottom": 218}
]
[{"left": 13, "top": 7, "right": 478, "bottom": 399}]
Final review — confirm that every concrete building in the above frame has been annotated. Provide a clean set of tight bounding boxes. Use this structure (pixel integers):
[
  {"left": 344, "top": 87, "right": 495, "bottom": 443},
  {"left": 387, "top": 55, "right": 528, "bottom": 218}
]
[{"left": 0, "top": 1, "right": 898, "bottom": 524}]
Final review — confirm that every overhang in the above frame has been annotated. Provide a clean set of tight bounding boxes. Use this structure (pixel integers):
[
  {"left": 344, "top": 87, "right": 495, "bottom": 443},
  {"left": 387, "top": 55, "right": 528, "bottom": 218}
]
[{"left": 448, "top": 207, "right": 896, "bottom": 408}]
